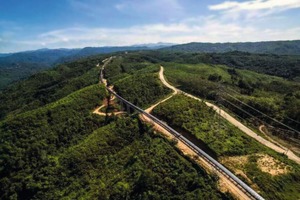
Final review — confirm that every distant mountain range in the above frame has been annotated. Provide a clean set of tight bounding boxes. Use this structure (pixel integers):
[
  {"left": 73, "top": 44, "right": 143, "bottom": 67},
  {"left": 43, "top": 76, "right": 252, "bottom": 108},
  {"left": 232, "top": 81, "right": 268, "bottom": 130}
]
[
  {"left": 0, "top": 44, "right": 172, "bottom": 90},
  {"left": 1, "top": 40, "right": 300, "bottom": 90},
  {"left": 162, "top": 40, "right": 300, "bottom": 55}
]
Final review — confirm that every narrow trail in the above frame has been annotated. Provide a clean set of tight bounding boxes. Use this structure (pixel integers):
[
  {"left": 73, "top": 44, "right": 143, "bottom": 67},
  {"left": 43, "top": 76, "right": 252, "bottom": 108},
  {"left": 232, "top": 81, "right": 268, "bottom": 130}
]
[
  {"left": 259, "top": 125, "right": 287, "bottom": 150},
  {"left": 93, "top": 61, "right": 125, "bottom": 117},
  {"left": 140, "top": 67, "right": 251, "bottom": 200},
  {"left": 159, "top": 66, "right": 300, "bottom": 165},
  {"left": 93, "top": 105, "right": 125, "bottom": 116}
]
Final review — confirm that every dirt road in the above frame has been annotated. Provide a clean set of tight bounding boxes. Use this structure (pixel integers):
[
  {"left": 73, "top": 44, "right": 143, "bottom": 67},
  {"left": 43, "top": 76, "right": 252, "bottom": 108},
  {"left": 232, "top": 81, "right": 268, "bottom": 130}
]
[
  {"left": 144, "top": 67, "right": 177, "bottom": 113},
  {"left": 159, "top": 66, "right": 300, "bottom": 165},
  {"left": 259, "top": 125, "right": 287, "bottom": 150},
  {"left": 140, "top": 67, "right": 252, "bottom": 200}
]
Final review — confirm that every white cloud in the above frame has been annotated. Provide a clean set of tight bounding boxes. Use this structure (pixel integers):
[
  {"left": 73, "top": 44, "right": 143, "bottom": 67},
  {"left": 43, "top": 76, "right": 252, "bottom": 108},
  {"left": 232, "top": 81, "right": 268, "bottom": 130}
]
[
  {"left": 209, "top": 0, "right": 300, "bottom": 20},
  {"left": 14, "top": 18, "right": 299, "bottom": 51},
  {"left": 209, "top": 0, "right": 300, "bottom": 11}
]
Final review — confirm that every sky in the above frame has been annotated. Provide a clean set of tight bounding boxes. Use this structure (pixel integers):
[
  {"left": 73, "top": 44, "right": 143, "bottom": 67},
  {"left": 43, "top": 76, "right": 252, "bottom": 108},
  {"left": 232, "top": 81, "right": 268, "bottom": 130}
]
[{"left": 0, "top": 0, "right": 300, "bottom": 53}]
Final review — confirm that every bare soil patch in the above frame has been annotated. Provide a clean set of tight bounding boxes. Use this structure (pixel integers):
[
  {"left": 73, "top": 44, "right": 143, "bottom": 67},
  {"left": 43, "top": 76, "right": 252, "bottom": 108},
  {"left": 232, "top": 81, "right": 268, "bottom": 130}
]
[
  {"left": 256, "top": 154, "right": 291, "bottom": 176},
  {"left": 220, "top": 155, "right": 259, "bottom": 190}
]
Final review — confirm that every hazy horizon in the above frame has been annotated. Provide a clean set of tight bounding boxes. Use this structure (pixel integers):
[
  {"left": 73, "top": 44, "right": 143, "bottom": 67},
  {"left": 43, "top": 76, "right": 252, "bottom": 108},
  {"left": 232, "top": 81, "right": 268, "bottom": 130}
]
[{"left": 3, "top": 39, "right": 300, "bottom": 54}]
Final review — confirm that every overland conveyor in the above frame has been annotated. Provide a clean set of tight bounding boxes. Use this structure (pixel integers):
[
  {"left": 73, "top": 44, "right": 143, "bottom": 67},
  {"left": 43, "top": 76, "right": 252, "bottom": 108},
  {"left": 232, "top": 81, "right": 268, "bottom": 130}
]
[{"left": 100, "top": 59, "right": 265, "bottom": 200}]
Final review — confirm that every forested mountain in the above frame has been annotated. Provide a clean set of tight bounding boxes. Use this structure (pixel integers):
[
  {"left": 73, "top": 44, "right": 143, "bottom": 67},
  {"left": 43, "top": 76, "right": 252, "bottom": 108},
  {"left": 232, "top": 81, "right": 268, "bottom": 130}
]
[
  {"left": 0, "top": 54, "right": 107, "bottom": 119},
  {"left": 0, "top": 46, "right": 151, "bottom": 90},
  {"left": 1, "top": 50, "right": 300, "bottom": 199},
  {"left": 141, "top": 51, "right": 300, "bottom": 81},
  {"left": 162, "top": 40, "right": 300, "bottom": 55},
  {"left": 0, "top": 53, "right": 231, "bottom": 199},
  {"left": 0, "top": 48, "right": 79, "bottom": 66},
  {"left": 56, "top": 46, "right": 151, "bottom": 63},
  {"left": 0, "top": 49, "right": 81, "bottom": 90},
  {"left": 2, "top": 40, "right": 300, "bottom": 90}
]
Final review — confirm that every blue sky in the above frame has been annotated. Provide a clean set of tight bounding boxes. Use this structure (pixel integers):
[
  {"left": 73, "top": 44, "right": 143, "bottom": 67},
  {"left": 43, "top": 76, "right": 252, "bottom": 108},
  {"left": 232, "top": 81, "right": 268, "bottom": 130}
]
[{"left": 0, "top": 0, "right": 300, "bottom": 52}]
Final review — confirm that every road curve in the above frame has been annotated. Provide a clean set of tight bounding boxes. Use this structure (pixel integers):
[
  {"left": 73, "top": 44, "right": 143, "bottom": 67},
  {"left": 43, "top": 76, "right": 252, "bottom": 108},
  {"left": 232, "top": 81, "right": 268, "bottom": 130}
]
[
  {"left": 159, "top": 66, "right": 300, "bottom": 165},
  {"left": 144, "top": 67, "right": 177, "bottom": 113}
]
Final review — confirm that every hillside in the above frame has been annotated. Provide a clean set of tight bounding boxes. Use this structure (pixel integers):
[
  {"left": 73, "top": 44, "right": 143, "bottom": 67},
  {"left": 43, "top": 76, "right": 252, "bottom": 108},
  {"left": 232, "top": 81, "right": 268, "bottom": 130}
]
[
  {"left": 0, "top": 49, "right": 79, "bottom": 90},
  {"left": 0, "top": 53, "right": 233, "bottom": 199},
  {"left": 160, "top": 62, "right": 300, "bottom": 143},
  {"left": 0, "top": 54, "right": 108, "bottom": 119},
  {"left": 152, "top": 94, "right": 300, "bottom": 200},
  {"left": 2, "top": 40, "right": 300, "bottom": 90},
  {"left": 162, "top": 40, "right": 300, "bottom": 55},
  {"left": 140, "top": 51, "right": 300, "bottom": 81},
  {"left": 1, "top": 51, "right": 300, "bottom": 199}
]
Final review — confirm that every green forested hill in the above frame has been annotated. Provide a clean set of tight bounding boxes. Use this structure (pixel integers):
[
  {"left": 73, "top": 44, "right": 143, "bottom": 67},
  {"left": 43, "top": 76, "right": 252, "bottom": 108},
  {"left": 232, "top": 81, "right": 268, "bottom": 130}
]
[
  {"left": 0, "top": 49, "right": 80, "bottom": 90},
  {"left": 114, "top": 70, "right": 171, "bottom": 108},
  {"left": 0, "top": 53, "right": 231, "bottom": 199},
  {"left": 3, "top": 40, "right": 300, "bottom": 90},
  {"left": 0, "top": 54, "right": 107, "bottom": 119},
  {"left": 0, "top": 84, "right": 107, "bottom": 199},
  {"left": 0, "top": 46, "right": 150, "bottom": 90},
  {"left": 140, "top": 51, "right": 300, "bottom": 81},
  {"left": 160, "top": 62, "right": 300, "bottom": 135},
  {"left": 162, "top": 40, "right": 300, "bottom": 55},
  {"left": 41, "top": 117, "right": 229, "bottom": 199},
  {"left": 152, "top": 95, "right": 300, "bottom": 200},
  {"left": 1, "top": 50, "right": 300, "bottom": 199}
]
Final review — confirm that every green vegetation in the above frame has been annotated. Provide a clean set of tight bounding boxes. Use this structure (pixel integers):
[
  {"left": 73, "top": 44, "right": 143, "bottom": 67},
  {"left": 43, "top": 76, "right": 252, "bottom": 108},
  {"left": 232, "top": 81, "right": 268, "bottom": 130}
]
[
  {"left": 0, "top": 62, "right": 49, "bottom": 90},
  {"left": 39, "top": 117, "right": 231, "bottom": 199},
  {"left": 1, "top": 50, "right": 300, "bottom": 199},
  {"left": 0, "top": 53, "right": 232, "bottom": 199},
  {"left": 0, "top": 84, "right": 107, "bottom": 199},
  {"left": 104, "top": 54, "right": 151, "bottom": 84},
  {"left": 161, "top": 62, "right": 300, "bottom": 136},
  {"left": 162, "top": 40, "right": 300, "bottom": 55},
  {"left": 153, "top": 95, "right": 264, "bottom": 157},
  {"left": 104, "top": 55, "right": 172, "bottom": 108},
  {"left": 114, "top": 71, "right": 171, "bottom": 108},
  {"left": 0, "top": 47, "right": 151, "bottom": 90},
  {"left": 0, "top": 49, "right": 81, "bottom": 90},
  {"left": 140, "top": 51, "right": 300, "bottom": 81},
  {"left": 1, "top": 104, "right": 231, "bottom": 199},
  {"left": 0, "top": 54, "right": 106, "bottom": 119},
  {"left": 152, "top": 95, "right": 300, "bottom": 200}
]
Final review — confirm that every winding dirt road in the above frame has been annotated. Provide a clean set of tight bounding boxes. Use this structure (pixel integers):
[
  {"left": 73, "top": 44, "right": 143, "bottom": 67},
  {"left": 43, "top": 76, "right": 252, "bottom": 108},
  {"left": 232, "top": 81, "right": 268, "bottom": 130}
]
[
  {"left": 140, "top": 67, "right": 252, "bottom": 200},
  {"left": 144, "top": 67, "right": 177, "bottom": 113},
  {"left": 159, "top": 66, "right": 300, "bottom": 165}
]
